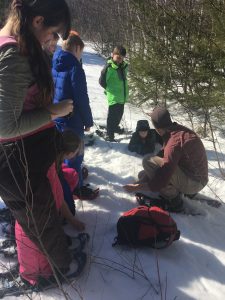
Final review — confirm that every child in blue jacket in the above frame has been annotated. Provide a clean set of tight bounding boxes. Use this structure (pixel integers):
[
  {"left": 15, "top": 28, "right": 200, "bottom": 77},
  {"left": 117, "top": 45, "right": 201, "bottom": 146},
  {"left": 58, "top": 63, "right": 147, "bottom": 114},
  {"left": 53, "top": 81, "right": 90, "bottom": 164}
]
[{"left": 52, "top": 32, "right": 95, "bottom": 197}]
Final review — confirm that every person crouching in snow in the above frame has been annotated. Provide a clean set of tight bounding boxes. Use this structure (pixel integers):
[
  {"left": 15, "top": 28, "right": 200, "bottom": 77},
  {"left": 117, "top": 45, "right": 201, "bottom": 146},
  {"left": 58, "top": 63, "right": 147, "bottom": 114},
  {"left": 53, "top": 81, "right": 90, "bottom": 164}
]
[
  {"left": 128, "top": 120, "right": 162, "bottom": 155},
  {"left": 16, "top": 130, "right": 86, "bottom": 286},
  {"left": 123, "top": 107, "right": 208, "bottom": 212}
]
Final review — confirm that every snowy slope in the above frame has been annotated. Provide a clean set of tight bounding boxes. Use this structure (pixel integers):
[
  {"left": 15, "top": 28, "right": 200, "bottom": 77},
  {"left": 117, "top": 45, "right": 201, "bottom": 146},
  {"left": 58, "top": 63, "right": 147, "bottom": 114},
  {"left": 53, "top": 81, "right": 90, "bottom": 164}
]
[{"left": 1, "top": 44, "right": 225, "bottom": 300}]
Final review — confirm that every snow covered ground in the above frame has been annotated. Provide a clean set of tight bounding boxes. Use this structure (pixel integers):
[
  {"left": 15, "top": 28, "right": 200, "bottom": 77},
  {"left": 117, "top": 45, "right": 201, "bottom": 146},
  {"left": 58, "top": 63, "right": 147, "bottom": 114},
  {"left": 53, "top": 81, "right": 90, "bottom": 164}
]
[{"left": 1, "top": 44, "right": 225, "bottom": 300}]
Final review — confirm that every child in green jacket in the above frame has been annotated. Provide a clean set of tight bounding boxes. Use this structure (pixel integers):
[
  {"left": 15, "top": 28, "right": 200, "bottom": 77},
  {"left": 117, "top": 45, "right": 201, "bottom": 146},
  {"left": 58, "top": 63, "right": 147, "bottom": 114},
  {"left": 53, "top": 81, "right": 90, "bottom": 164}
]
[{"left": 99, "top": 45, "right": 129, "bottom": 141}]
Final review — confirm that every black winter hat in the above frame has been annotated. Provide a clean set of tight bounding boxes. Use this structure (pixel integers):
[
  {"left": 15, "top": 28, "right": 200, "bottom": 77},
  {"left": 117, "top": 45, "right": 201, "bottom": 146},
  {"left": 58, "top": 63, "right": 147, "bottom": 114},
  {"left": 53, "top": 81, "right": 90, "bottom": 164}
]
[
  {"left": 136, "top": 120, "right": 150, "bottom": 132},
  {"left": 149, "top": 107, "right": 172, "bottom": 129}
]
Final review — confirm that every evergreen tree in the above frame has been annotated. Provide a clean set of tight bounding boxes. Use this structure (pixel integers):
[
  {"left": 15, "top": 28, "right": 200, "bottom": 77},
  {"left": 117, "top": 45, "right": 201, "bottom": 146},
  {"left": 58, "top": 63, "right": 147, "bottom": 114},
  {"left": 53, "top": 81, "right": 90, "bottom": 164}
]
[{"left": 128, "top": 0, "right": 225, "bottom": 135}]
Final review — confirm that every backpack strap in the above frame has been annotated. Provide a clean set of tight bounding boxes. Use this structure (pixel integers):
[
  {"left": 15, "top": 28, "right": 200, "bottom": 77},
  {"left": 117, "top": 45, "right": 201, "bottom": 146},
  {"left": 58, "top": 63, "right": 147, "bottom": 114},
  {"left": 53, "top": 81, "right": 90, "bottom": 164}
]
[
  {"left": 152, "top": 230, "right": 180, "bottom": 249},
  {"left": 99, "top": 62, "right": 110, "bottom": 89}
]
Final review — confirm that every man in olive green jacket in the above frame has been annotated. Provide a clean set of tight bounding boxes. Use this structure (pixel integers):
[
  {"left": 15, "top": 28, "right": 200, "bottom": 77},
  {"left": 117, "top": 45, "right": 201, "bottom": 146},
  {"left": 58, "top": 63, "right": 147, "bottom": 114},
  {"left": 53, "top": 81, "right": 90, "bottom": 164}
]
[{"left": 99, "top": 45, "right": 129, "bottom": 141}]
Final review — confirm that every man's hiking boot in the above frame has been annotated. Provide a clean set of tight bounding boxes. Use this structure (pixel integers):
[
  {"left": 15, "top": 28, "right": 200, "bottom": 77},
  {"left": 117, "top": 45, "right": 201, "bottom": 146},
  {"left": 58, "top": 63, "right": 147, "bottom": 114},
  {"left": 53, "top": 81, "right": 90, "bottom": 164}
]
[{"left": 160, "top": 194, "right": 184, "bottom": 212}]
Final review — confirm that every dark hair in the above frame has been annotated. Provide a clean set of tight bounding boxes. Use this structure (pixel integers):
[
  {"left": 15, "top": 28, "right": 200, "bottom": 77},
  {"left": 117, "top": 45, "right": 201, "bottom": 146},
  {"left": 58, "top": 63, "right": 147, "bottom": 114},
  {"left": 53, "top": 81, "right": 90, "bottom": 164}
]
[
  {"left": 61, "top": 130, "right": 81, "bottom": 154},
  {"left": 150, "top": 107, "right": 173, "bottom": 129},
  {"left": 113, "top": 45, "right": 126, "bottom": 57},
  {"left": 8, "top": 0, "right": 71, "bottom": 106},
  {"left": 62, "top": 32, "right": 84, "bottom": 52},
  {"left": 53, "top": 32, "right": 60, "bottom": 41},
  {"left": 56, "top": 130, "right": 81, "bottom": 171}
]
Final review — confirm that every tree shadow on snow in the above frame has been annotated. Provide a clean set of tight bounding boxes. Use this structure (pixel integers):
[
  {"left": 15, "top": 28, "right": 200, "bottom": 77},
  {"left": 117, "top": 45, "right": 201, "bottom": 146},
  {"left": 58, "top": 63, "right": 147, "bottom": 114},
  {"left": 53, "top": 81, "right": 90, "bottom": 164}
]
[
  {"left": 153, "top": 238, "right": 225, "bottom": 299},
  {"left": 206, "top": 149, "right": 225, "bottom": 162},
  {"left": 83, "top": 50, "right": 105, "bottom": 67}
]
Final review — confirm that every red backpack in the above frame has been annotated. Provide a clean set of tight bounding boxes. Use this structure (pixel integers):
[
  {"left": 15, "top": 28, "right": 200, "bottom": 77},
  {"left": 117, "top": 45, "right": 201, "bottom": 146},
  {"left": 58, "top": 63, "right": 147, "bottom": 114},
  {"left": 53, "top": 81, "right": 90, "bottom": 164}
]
[{"left": 113, "top": 206, "right": 180, "bottom": 249}]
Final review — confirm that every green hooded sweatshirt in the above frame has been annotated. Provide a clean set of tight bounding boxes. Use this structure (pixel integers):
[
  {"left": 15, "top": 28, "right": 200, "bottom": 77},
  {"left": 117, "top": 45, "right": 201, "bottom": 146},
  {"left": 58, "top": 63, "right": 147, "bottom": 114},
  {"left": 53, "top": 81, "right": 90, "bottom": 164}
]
[{"left": 105, "top": 58, "right": 129, "bottom": 106}]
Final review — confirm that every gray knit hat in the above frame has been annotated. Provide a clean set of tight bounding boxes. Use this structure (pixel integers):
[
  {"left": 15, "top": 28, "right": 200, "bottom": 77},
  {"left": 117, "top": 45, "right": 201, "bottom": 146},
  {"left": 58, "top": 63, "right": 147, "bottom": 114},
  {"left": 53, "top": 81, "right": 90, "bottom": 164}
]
[{"left": 149, "top": 107, "right": 173, "bottom": 129}]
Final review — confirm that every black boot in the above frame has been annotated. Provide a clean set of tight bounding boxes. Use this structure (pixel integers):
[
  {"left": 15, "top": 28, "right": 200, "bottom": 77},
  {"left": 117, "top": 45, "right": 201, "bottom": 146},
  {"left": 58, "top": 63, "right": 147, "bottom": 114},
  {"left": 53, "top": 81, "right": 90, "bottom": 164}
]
[
  {"left": 160, "top": 193, "right": 184, "bottom": 212},
  {"left": 114, "top": 126, "right": 124, "bottom": 134}
]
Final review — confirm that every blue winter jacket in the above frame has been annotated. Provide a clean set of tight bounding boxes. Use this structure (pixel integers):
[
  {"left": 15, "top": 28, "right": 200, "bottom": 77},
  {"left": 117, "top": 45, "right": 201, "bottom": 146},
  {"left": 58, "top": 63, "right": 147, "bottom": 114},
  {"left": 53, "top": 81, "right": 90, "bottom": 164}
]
[{"left": 52, "top": 49, "right": 93, "bottom": 137}]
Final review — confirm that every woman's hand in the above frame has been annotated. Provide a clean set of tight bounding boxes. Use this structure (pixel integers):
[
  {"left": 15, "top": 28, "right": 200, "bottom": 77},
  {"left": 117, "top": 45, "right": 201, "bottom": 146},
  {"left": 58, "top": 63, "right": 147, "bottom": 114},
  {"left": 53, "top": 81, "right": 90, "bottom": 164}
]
[{"left": 47, "top": 99, "right": 73, "bottom": 119}]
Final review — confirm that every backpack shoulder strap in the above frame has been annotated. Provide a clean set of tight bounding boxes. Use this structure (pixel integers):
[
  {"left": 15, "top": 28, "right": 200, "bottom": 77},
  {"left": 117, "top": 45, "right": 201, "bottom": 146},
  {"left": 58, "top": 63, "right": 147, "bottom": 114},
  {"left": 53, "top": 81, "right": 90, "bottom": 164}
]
[{"left": 99, "top": 62, "right": 111, "bottom": 89}]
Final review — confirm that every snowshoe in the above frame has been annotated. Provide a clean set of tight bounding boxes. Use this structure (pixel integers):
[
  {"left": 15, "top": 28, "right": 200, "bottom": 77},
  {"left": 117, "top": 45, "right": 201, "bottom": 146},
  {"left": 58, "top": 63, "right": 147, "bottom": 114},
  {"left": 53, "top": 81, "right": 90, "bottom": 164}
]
[
  {"left": 67, "top": 251, "right": 87, "bottom": 279},
  {"left": 184, "top": 193, "right": 222, "bottom": 208},
  {"left": 135, "top": 193, "right": 184, "bottom": 213},
  {"left": 0, "top": 269, "right": 38, "bottom": 299},
  {"left": 0, "top": 264, "right": 19, "bottom": 281},
  {"left": 136, "top": 193, "right": 163, "bottom": 207},
  {"left": 0, "top": 247, "right": 17, "bottom": 259},
  {"left": 95, "top": 129, "right": 105, "bottom": 138},
  {"left": 68, "top": 233, "right": 90, "bottom": 254},
  {"left": 0, "top": 237, "right": 17, "bottom": 258},
  {"left": 105, "top": 136, "right": 119, "bottom": 142},
  {"left": 73, "top": 184, "right": 99, "bottom": 200},
  {"left": 95, "top": 130, "right": 119, "bottom": 142},
  {"left": 0, "top": 251, "right": 88, "bottom": 298},
  {"left": 98, "top": 125, "right": 107, "bottom": 130},
  {"left": 1, "top": 223, "right": 15, "bottom": 238},
  {"left": 84, "top": 133, "right": 95, "bottom": 146},
  {"left": 0, "top": 239, "right": 16, "bottom": 249}
]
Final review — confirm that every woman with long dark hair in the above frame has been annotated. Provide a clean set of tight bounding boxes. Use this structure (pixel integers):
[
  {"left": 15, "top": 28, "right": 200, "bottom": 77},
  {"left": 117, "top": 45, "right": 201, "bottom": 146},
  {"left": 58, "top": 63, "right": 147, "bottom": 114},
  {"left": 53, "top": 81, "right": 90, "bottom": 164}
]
[{"left": 0, "top": 0, "right": 77, "bottom": 282}]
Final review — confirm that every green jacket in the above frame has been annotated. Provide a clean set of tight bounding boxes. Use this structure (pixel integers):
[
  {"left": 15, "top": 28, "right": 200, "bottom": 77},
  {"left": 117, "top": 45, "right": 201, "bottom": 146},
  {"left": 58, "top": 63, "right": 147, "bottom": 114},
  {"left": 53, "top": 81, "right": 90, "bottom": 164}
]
[{"left": 99, "top": 58, "right": 129, "bottom": 106}]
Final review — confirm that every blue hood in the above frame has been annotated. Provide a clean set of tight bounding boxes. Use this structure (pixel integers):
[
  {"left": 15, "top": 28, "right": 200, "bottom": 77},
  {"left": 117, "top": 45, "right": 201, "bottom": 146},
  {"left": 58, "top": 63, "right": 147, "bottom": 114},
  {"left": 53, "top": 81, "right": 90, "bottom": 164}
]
[{"left": 52, "top": 49, "right": 78, "bottom": 72}]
